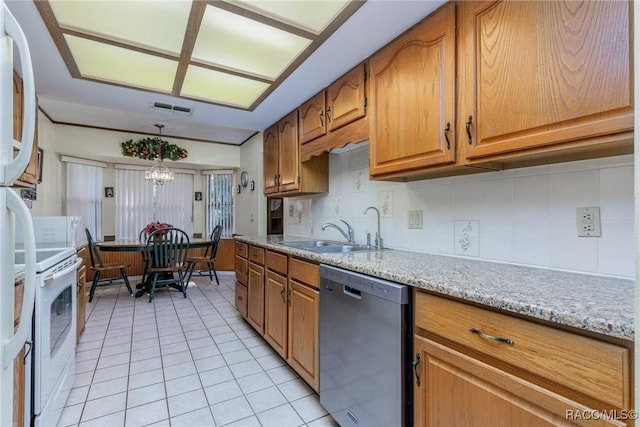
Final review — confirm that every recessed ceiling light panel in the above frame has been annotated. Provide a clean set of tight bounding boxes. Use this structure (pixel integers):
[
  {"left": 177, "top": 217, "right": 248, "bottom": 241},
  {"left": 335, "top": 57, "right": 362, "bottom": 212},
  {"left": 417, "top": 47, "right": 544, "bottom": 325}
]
[
  {"left": 192, "top": 6, "right": 311, "bottom": 80},
  {"left": 65, "top": 35, "right": 177, "bottom": 93},
  {"left": 49, "top": 0, "right": 191, "bottom": 55},
  {"left": 233, "top": 0, "right": 351, "bottom": 34},
  {"left": 182, "top": 65, "right": 269, "bottom": 109}
]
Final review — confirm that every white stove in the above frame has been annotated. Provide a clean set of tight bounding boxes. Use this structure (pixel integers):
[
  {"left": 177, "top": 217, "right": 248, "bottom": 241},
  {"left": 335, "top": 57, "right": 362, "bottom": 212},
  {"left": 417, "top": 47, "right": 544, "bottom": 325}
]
[{"left": 15, "top": 246, "right": 80, "bottom": 427}]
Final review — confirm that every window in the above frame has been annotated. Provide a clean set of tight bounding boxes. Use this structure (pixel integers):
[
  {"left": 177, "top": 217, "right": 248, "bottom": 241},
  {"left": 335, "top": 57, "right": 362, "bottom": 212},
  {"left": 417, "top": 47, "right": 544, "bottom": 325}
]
[
  {"left": 63, "top": 159, "right": 104, "bottom": 239},
  {"left": 115, "top": 167, "right": 194, "bottom": 239},
  {"left": 206, "top": 172, "right": 233, "bottom": 238}
]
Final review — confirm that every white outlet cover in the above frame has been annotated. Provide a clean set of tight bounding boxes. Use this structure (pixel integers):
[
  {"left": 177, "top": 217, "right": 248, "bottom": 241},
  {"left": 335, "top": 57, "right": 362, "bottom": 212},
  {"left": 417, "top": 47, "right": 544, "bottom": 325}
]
[
  {"left": 576, "top": 206, "right": 601, "bottom": 237},
  {"left": 379, "top": 191, "right": 393, "bottom": 217},
  {"left": 354, "top": 168, "right": 366, "bottom": 193},
  {"left": 334, "top": 196, "right": 342, "bottom": 216},
  {"left": 455, "top": 220, "right": 479, "bottom": 256}
]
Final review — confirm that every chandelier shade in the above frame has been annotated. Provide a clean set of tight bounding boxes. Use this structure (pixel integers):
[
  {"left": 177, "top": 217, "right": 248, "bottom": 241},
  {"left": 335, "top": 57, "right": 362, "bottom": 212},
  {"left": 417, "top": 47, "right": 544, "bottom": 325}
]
[{"left": 145, "top": 124, "right": 174, "bottom": 185}]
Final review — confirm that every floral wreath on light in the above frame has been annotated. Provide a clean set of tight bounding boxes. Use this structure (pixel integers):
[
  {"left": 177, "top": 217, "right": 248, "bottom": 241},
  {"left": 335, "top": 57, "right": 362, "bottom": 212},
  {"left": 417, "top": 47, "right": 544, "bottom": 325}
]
[{"left": 121, "top": 137, "right": 188, "bottom": 161}]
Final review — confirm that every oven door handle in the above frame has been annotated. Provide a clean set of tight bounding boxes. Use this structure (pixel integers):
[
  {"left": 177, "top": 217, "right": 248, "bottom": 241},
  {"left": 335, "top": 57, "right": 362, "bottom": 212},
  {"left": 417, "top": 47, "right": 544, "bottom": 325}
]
[{"left": 43, "top": 257, "right": 82, "bottom": 284}]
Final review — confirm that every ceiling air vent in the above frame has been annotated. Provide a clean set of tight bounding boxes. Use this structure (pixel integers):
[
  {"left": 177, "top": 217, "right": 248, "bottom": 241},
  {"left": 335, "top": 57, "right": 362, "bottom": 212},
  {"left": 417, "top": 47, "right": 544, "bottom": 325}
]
[{"left": 150, "top": 101, "right": 193, "bottom": 116}]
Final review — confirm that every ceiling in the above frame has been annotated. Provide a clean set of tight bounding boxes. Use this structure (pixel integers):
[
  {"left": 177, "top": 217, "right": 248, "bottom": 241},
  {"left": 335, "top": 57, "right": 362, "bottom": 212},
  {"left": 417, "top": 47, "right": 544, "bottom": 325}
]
[{"left": 6, "top": 0, "right": 445, "bottom": 146}]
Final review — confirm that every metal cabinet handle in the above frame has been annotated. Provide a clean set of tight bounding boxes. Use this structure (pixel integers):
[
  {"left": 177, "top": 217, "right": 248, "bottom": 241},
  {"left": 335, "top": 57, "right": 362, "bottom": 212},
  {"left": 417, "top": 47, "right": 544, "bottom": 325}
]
[
  {"left": 280, "top": 288, "right": 285, "bottom": 303},
  {"left": 465, "top": 115, "right": 473, "bottom": 145},
  {"left": 23, "top": 340, "right": 33, "bottom": 364},
  {"left": 319, "top": 110, "right": 324, "bottom": 127},
  {"left": 444, "top": 122, "right": 451, "bottom": 150},
  {"left": 412, "top": 353, "right": 421, "bottom": 387},
  {"left": 326, "top": 106, "right": 332, "bottom": 122},
  {"left": 469, "top": 327, "right": 514, "bottom": 345},
  {"left": 286, "top": 289, "right": 291, "bottom": 307}
]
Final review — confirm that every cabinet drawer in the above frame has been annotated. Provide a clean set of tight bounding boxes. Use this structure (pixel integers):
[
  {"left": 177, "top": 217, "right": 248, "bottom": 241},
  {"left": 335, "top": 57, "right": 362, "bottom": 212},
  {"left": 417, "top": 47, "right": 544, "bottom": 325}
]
[
  {"left": 235, "top": 255, "right": 247, "bottom": 285},
  {"left": 414, "top": 292, "right": 629, "bottom": 409},
  {"left": 235, "top": 282, "right": 248, "bottom": 318},
  {"left": 235, "top": 241, "right": 248, "bottom": 258},
  {"left": 266, "top": 250, "right": 287, "bottom": 275},
  {"left": 248, "top": 246, "right": 265, "bottom": 265},
  {"left": 289, "top": 258, "right": 319, "bottom": 289}
]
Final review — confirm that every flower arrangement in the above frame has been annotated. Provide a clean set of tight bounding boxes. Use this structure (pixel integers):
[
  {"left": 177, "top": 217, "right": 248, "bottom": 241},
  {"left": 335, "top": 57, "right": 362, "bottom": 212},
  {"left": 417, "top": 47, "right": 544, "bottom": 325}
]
[
  {"left": 121, "top": 137, "right": 188, "bottom": 161},
  {"left": 145, "top": 221, "right": 172, "bottom": 236}
]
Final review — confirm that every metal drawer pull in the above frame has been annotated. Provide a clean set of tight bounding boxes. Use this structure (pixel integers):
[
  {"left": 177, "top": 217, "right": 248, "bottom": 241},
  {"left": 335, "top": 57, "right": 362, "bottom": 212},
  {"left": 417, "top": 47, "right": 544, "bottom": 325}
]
[
  {"left": 469, "top": 327, "right": 514, "bottom": 345},
  {"left": 412, "top": 353, "right": 421, "bottom": 387}
]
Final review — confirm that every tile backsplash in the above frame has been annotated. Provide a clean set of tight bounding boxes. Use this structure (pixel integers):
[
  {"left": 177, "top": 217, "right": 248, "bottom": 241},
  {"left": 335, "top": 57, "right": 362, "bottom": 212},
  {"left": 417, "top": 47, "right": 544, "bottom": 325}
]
[{"left": 284, "top": 144, "right": 634, "bottom": 279}]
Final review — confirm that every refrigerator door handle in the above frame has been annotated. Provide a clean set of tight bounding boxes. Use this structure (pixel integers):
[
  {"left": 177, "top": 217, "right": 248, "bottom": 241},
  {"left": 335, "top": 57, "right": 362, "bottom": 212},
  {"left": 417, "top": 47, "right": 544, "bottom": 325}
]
[
  {"left": 3, "top": 189, "right": 36, "bottom": 368},
  {"left": 0, "top": 4, "right": 35, "bottom": 185}
]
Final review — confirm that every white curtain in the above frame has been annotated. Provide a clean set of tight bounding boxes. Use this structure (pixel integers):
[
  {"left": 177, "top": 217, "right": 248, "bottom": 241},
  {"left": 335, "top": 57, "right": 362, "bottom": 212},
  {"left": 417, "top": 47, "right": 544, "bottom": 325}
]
[
  {"left": 206, "top": 172, "right": 234, "bottom": 238},
  {"left": 116, "top": 168, "right": 193, "bottom": 239},
  {"left": 64, "top": 161, "right": 103, "bottom": 239}
]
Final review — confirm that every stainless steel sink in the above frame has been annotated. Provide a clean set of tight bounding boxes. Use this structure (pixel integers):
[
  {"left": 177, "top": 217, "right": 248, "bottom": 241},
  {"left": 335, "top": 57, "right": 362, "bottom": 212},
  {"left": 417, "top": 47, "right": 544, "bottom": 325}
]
[{"left": 279, "top": 240, "right": 375, "bottom": 253}]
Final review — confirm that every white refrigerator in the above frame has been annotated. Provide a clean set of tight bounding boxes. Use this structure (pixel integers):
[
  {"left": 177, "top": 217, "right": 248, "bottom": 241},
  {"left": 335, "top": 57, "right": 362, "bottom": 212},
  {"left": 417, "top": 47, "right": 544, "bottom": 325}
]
[{"left": 0, "top": 2, "right": 37, "bottom": 427}]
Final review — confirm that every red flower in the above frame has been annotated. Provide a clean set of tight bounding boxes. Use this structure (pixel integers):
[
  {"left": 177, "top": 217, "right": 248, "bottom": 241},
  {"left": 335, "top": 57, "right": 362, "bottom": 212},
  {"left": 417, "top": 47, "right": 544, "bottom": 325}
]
[{"left": 145, "top": 221, "right": 172, "bottom": 235}]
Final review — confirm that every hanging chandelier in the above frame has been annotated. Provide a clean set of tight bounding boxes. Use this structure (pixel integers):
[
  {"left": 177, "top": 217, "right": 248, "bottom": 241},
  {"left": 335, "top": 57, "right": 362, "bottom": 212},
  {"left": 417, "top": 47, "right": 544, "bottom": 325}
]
[{"left": 145, "top": 124, "right": 174, "bottom": 185}]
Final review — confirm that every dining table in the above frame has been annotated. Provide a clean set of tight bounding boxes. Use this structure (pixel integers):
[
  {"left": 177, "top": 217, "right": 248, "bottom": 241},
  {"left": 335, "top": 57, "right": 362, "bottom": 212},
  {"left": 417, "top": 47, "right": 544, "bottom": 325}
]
[
  {"left": 96, "top": 237, "right": 213, "bottom": 252},
  {"left": 97, "top": 237, "right": 213, "bottom": 297}
]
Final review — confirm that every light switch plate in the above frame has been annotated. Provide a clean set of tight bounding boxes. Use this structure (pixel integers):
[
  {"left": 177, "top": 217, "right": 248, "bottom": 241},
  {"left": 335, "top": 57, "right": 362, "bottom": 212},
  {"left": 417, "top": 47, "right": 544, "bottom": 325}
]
[{"left": 576, "top": 207, "right": 601, "bottom": 237}]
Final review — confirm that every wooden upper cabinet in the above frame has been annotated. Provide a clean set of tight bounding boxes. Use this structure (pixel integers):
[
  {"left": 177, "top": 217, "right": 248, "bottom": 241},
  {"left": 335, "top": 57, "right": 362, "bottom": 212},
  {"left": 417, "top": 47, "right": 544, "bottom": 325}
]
[
  {"left": 13, "top": 73, "right": 23, "bottom": 142},
  {"left": 460, "top": 0, "right": 633, "bottom": 162},
  {"left": 326, "top": 63, "right": 366, "bottom": 132},
  {"left": 299, "top": 92, "right": 327, "bottom": 145},
  {"left": 369, "top": 2, "right": 456, "bottom": 178},
  {"left": 13, "top": 73, "right": 39, "bottom": 187},
  {"left": 263, "top": 124, "right": 279, "bottom": 195},
  {"left": 277, "top": 111, "right": 300, "bottom": 193}
]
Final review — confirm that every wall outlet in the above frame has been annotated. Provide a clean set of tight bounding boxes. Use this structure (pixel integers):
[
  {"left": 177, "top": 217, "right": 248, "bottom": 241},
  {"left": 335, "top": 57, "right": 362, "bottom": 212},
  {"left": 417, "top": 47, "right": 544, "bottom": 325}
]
[
  {"left": 408, "top": 210, "right": 423, "bottom": 229},
  {"left": 576, "top": 207, "right": 601, "bottom": 237}
]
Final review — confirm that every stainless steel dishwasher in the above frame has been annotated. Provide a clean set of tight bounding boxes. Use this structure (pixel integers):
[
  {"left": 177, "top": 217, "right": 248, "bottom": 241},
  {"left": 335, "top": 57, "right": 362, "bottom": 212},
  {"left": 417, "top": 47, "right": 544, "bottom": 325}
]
[{"left": 319, "top": 264, "right": 411, "bottom": 427}]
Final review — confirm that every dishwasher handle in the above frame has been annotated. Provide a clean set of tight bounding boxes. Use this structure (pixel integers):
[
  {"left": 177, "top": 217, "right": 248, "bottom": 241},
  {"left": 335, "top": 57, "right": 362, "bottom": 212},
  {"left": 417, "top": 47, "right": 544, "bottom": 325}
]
[{"left": 343, "top": 285, "right": 362, "bottom": 299}]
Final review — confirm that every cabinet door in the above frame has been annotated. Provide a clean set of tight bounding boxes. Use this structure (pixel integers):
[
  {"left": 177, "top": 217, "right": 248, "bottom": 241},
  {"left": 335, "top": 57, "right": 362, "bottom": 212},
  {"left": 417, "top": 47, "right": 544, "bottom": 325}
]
[
  {"left": 327, "top": 63, "right": 366, "bottom": 132},
  {"left": 264, "top": 270, "right": 288, "bottom": 358},
  {"left": 413, "top": 335, "right": 625, "bottom": 427},
  {"left": 460, "top": 1, "right": 632, "bottom": 161},
  {"left": 277, "top": 111, "right": 300, "bottom": 193},
  {"left": 263, "top": 124, "right": 279, "bottom": 195},
  {"left": 76, "top": 263, "right": 86, "bottom": 343},
  {"left": 299, "top": 91, "right": 326, "bottom": 144},
  {"left": 369, "top": 2, "right": 456, "bottom": 177},
  {"left": 235, "top": 255, "right": 248, "bottom": 286},
  {"left": 247, "top": 262, "right": 265, "bottom": 334},
  {"left": 287, "top": 279, "right": 319, "bottom": 391},
  {"left": 13, "top": 73, "right": 23, "bottom": 142},
  {"left": 235, "top": 282, "right": 248, "bottom": 318}
]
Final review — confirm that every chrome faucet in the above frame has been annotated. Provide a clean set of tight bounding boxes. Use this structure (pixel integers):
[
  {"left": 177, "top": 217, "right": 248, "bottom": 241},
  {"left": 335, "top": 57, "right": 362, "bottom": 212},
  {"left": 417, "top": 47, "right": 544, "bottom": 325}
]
[
  {"left": 363, "top": 206, "right": 383, "bottom": 249},
  {"left": 321, "top": 220, "right": 355, "bottom": 245}
]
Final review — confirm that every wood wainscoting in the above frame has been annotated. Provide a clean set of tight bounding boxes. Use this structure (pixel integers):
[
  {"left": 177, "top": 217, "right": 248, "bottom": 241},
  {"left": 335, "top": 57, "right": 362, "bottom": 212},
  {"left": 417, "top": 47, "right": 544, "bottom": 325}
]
[{"left": 86, "top": 239, "right": 235, "bottom": 281}]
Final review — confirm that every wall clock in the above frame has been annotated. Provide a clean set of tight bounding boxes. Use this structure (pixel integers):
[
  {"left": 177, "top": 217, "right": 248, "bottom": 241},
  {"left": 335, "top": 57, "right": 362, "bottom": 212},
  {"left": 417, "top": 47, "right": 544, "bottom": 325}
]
[{"left": 240, "top": 170, "right": 249, "bottom": 188}]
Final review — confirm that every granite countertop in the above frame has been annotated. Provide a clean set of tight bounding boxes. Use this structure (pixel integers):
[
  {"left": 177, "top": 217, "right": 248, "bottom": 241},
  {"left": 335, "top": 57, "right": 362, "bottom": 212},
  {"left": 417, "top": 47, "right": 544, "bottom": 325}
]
[{"left": 236, "top": 235, "right": 634, "bottom": 341}]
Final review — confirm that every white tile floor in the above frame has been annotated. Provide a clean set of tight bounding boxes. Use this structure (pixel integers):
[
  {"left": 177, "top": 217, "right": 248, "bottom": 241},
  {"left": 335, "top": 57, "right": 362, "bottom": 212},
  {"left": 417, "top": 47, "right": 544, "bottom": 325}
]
[{"left": 57, "top": 273, "right": 338, "bottom": 427}]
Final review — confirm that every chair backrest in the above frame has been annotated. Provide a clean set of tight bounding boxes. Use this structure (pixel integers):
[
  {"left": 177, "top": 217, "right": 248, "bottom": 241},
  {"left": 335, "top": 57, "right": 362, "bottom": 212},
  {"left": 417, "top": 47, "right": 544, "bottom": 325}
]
[
  {"left": 145, "top": 227, "right": 190, "bottom": 269},
  {"left": 85, "top": 228, "right": 104, "bottom": 268},
  {"left": 206, "top": 225, "right": 223, "bottom": 261},
  {"left": 139, "top": 228, "right": 150, "bottom": 241}
]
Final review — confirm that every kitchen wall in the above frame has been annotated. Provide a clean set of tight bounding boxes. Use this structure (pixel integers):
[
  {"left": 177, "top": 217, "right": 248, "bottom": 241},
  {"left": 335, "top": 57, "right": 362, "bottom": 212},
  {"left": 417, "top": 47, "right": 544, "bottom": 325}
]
[
  {"left": 285, "top": 143, "right": 634, "bottom": 279},
  {"left": 26, "top": 115, "right": 242, "bottom": 238},
  {"left": 29, "top": 112, "right": 62, "bottom": 216},
  {"left": 235, "top": 133, "right": 267, "bottom": 236}
]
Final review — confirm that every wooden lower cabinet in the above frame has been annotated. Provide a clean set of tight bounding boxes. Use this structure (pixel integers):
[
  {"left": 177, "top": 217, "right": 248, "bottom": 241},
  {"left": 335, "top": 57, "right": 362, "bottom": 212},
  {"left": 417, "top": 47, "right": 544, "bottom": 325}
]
[
  {"left": 287, "top": 279, "right": 319, "bottom": 392},
  {"left": 264, "top": 270, "right": 288, "bottom": 358},
  {"left": 413, "top": 291, "right": 632, "bottom": 427},
  {"left": 76, "top": 249, "right": 87, "bottom": 343},
  {"left": 413, "top": 335, "right": 625, "bottom": 427},
  {"left": 235, "top": 282, "right": 247, "bottom": 318},
  {"left": 247, "top": 261, "right": 265, "bottom": 334},
  {"left": 13, "top": 347, "right": 26, "bottom": 427}
]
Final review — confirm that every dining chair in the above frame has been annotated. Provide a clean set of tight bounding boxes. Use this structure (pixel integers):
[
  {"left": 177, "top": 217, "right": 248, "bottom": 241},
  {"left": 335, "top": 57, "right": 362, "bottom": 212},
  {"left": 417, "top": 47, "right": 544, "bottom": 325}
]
[
  {"left": 143, "top": 227, "right": 191, "bottom": 303},
  {"left": 186, "top": 225, "right": 222, "bottom": 286},
  {"left": 138, "top": 228, "right": 151, "bottom": 289},
  {"left": 85, "top": 228, "right": 133, "bottom": 302}
]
